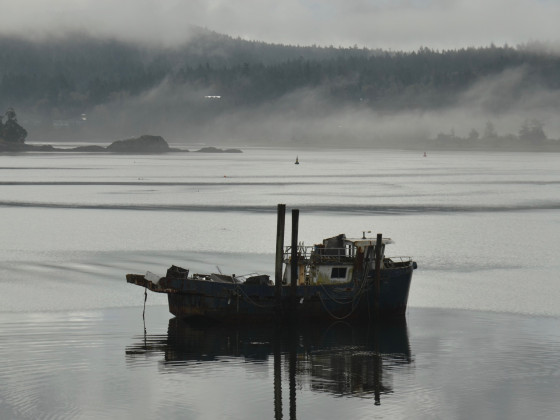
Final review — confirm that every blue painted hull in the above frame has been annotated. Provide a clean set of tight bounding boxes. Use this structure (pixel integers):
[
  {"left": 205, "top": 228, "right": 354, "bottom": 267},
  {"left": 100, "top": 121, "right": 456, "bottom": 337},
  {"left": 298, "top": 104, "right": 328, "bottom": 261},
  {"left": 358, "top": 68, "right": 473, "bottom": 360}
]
[{"left": 157, "top": 266, "right": 413, "bottom": 322}]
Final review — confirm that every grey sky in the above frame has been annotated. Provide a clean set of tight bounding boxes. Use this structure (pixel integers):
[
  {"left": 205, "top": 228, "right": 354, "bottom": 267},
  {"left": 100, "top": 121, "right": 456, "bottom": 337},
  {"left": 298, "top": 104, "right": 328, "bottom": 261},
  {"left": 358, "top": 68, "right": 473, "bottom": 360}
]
[{"left": 2, "top": 0, "right": 558, "bottom": 50}]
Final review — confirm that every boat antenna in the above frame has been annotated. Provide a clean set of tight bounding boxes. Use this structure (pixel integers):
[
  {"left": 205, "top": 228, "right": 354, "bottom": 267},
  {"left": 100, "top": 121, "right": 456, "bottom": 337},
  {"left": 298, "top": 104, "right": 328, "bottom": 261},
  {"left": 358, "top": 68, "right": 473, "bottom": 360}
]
[{"left": 362, "top": 230, "right": 371, "bottom": 239}]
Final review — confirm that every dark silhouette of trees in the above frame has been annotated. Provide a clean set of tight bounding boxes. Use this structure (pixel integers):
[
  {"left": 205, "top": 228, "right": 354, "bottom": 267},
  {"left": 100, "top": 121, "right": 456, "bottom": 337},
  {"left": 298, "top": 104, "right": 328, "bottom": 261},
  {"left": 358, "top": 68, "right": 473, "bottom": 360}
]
[
  {"left": 519, "top": 119, "right": 546, "bottom": 142},
  {"left": 483, "top": 121, "right": 497, "bottom": 140},
  {"left": 434, "top": 118, "right": 553, "bottom": 149},
  {"left": 1, "top": 31, "right": 560, "bottom": 121},
  {"left": 0, "top": 107, "right": 27, "bottom": 143}
]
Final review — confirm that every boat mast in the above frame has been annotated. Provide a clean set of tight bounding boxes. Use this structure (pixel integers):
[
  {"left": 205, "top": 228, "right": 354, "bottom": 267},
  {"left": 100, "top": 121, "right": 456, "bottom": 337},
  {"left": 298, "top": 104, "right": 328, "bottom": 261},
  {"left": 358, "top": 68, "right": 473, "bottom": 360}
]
[
  {"left": 374, "top": 233, "right": 383, "bottom": 315},
  {"left": 290, "top": 209, "right": 299, "bottom": 311},
  {"left": 275, "top": 204, "right": 286, "bottom": 304}
]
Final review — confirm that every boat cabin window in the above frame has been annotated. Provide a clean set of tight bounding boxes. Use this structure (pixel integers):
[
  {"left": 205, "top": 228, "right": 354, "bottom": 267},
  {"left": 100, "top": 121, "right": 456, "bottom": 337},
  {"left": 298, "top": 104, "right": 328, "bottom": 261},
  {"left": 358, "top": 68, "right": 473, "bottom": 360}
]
[{"left": 331, "top": 267, "right": 347, "bottom": 279}]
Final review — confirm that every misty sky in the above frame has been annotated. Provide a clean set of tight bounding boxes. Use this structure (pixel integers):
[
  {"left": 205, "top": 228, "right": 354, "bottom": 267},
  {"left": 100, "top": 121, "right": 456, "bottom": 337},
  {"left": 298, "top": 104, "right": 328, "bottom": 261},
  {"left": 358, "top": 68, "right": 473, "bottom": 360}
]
[{"left": 3, "top": 0, "right": 559, "bottom": 50}]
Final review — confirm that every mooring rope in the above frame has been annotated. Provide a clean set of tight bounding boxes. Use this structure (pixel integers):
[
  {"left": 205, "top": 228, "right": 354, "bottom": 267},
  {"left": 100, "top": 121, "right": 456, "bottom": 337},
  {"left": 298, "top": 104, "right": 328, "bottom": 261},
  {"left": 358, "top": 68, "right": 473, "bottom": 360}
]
[
  {"left": 318, "top": 247, "right": 375, "bottom": 320},
  {"left": 142, "top": 287, "right": 147, "bottom": 320},
  {"left": 142, "top": 287, "right": 147, "bottom": 335},
  {"left": 234, "top": 284, "right": 279, "bottom": 309},
  {"left": 318, "top": 292, "right": 362, "bottom": 320}
]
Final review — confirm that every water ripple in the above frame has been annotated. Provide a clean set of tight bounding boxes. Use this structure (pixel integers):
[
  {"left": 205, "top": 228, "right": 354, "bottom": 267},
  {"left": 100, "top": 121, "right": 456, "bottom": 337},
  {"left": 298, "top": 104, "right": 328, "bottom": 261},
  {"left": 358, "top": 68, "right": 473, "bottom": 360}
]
[{"left": 1, "top": 200, "right": 559, "bottom": 214}]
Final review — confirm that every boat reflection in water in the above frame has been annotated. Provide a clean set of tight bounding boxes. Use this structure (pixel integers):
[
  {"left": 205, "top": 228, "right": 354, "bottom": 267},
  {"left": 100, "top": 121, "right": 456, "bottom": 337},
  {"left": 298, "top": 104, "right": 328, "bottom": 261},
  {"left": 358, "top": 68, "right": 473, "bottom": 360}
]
[{"left": 126, "top": 318, "right": 412, "bottom": 416}]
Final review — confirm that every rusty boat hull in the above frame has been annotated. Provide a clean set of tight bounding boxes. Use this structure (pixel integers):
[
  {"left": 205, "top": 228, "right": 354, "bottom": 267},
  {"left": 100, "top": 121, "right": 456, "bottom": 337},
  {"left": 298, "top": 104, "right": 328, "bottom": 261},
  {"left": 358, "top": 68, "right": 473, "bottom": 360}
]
[{"left": 126, "top": 264, "right": 413, "bottom": 322}]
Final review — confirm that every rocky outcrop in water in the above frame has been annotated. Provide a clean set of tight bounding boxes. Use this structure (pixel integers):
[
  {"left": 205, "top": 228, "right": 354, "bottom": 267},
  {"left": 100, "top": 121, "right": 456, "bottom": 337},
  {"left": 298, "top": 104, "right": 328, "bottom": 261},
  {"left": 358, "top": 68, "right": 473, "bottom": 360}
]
[
  {"left": 1, "top": 134, "right": 182, "bottom": 154},
  {"left": 1, "top": 131, "right": 245, "bottom": 154},
  {"left": 0, "top": 141, "right": 53, "bottom": 152},
  {"left": 106, "top": 135, "right": 175, "bottom": 153}
]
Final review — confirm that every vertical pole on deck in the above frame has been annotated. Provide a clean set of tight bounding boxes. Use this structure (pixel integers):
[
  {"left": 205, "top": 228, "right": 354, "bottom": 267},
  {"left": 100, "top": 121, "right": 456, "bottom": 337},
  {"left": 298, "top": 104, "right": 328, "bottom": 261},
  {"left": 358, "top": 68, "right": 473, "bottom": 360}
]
[
  {"left": 275, "top": 204, "right": 286, "bottom": 305},
  {"left": 374, "top": 233, "right": 382, "bottom": 317},
  {"left": 290, "top": 209, "right": 299, "bottom": 309}
]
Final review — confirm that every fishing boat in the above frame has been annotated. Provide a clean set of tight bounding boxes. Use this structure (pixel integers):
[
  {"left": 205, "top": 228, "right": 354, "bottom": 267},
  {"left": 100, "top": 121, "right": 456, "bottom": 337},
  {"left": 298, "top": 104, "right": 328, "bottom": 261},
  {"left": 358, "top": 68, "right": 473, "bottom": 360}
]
[{"left": 126, "top": 205, "right": 417, "bottom": 322}]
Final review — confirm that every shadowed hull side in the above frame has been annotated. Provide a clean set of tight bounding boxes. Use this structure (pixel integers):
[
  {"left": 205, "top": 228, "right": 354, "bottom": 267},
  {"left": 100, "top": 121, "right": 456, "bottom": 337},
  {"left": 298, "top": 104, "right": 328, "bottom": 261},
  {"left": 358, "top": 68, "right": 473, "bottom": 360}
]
[{"left": 164, "top": 266, "right": 413, "bottom": 322}]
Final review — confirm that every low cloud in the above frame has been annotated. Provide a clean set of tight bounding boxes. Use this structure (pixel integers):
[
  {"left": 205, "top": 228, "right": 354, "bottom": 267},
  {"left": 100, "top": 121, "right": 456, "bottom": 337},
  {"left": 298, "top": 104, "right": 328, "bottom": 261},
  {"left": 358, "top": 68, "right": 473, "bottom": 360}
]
[
  {"left": 2, "top": 1, "right": 560, "bottom": 50},
  {"left": 82, "top": 64, "right": 560, "bottom": 147}
]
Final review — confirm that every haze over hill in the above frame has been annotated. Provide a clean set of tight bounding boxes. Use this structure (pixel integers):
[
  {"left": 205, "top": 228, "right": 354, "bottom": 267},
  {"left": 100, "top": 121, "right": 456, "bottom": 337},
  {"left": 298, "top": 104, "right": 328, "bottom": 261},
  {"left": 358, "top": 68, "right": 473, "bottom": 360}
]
[
  {"left": 1, "top": 28, "right": 560, "bottom": 149},
  {"left": 2, "top": 0, "right": 560, "bottom": 51}
]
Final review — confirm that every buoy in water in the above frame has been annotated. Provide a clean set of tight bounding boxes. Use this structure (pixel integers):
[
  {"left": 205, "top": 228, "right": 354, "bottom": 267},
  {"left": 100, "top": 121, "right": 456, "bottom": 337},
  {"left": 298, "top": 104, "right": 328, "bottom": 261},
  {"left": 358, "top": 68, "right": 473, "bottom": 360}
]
[{"left": 295, "top": 156, "right": 299, "bottom": 164}]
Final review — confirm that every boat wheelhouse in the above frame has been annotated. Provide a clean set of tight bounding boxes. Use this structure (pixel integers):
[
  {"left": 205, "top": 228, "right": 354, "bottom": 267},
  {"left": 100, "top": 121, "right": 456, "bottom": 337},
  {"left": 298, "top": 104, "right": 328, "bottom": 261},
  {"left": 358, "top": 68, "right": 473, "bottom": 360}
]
[{"left": 283, "top": 233, "right": 404, "bottom": 286}]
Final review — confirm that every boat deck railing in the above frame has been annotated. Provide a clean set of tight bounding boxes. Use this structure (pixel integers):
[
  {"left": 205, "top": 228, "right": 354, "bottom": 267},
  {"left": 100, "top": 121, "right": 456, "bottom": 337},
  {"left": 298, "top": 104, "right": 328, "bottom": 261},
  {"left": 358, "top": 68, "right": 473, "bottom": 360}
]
[
  {"left": 283, "top": 245, "right": 414, "bottom": 267},
  {"left": 283, "top": 246, "right": 356, "bottom": 264}
]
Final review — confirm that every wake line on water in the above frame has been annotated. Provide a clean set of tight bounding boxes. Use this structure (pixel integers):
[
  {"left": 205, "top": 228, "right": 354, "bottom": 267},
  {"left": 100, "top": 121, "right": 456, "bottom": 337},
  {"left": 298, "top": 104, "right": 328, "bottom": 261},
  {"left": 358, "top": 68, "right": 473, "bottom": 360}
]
[
  {"left": 1, "top": 201, "right": 559, "bottom": 214},
  {"left": 0, "top": 167, "right": 95, "bottom": 170},
  {"left": 2, "top": 180, "right": 560, "bottom": 187},
  {"left": 0, "top": 181, "right": 318, "bottom": 186}
]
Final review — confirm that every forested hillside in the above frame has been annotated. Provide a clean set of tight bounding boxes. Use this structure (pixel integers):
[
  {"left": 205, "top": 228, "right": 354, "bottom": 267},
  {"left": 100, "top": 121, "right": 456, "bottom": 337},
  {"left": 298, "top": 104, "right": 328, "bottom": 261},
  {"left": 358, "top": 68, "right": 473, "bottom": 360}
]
[
  {"left": 1, "top": 28, "right": 559, "bottom": 147},
  {"left": 0, "top": 30, "right": 374, "bottom": 112}
]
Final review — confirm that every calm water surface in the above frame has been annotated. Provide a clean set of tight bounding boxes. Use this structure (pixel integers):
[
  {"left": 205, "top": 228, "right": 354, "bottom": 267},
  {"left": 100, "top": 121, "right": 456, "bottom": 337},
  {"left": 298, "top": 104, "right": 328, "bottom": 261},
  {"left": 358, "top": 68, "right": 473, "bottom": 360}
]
[
  {"left": 1, "top": 148, "right": 559, "bottom": 419},
  {"left": 1, "top": 306, "right": 559, "bottom": 419}
]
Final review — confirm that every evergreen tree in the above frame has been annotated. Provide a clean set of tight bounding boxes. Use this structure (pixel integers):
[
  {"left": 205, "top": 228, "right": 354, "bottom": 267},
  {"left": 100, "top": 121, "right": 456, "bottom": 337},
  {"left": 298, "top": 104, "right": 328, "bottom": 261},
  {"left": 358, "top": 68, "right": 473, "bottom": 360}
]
[
  {"left": 1, "top": 108, "right": 27, "bottom": 143},
  {"left": 519, "top": 119, "right": 546, "bottom": 142}
]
